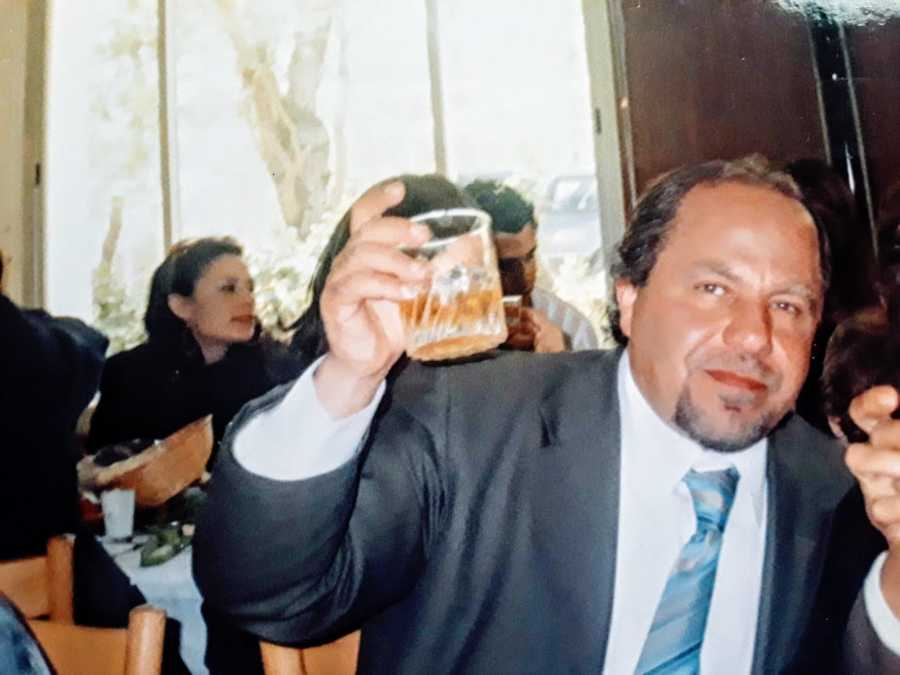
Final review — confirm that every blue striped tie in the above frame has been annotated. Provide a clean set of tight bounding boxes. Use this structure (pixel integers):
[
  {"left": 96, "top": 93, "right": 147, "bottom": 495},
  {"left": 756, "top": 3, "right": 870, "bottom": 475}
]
[{"left": 635, "top": 467, "right": 740, "bottom": 674}]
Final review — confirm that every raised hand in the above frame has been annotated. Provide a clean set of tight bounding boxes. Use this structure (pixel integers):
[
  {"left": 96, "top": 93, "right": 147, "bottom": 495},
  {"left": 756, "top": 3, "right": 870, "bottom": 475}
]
[
  {"left": 314, "top": 181, "right": 431, "bottom": 417},
  {"left": 847, "top": 385, "right": 900, "bottom": 616},
  {"left": 524, "top": 308, "right": 568, "bottom": 353}
]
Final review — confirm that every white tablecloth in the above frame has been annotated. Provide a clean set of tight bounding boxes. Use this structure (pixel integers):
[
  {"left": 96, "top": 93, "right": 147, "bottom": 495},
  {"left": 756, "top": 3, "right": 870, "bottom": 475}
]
[{"left": 103, "top": 539, "right": 207, "bottom": 675}]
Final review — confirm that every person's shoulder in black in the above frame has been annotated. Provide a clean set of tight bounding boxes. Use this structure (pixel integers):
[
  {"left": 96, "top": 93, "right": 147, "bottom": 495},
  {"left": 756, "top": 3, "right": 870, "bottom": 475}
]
[{"left": 0, "top": 295, "right": 108, "bottom": 560}]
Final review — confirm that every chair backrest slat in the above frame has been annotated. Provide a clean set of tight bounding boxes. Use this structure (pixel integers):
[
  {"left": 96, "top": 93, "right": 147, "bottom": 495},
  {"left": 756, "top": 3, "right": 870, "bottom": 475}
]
[
  {"left": 0, "top": 555, "right": 50, "bottom": 618},
  {"left": 28, "top": 604, "right": 165, "bottom": 675},
  {"left": 261, "top": 630, "right": 359, "bottom": 675},
  {"left": 0, "top": 536, "right": 74, "bottom": 622}
]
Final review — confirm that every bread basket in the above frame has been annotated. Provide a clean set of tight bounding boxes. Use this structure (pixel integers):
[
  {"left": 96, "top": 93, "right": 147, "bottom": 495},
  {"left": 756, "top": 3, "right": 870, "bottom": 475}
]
[{"left": 91, "top": 415, "right": 213, "bottom": 507}]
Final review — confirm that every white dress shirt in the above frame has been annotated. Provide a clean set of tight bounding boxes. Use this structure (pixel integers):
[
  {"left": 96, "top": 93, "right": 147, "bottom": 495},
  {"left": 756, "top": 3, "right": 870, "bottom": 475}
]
[
  {"left": 605, "top": 351, "right": 766, "bottom": 673},
  {"left": 231, "top": 351, "right": 900, "bottom": 667}
]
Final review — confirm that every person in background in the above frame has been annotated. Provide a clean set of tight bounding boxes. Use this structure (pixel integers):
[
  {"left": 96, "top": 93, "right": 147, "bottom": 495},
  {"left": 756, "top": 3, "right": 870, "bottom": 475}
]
[
  {"left": 784, "top": 158, "right": 878, "bottom": 433},
  {"left": 463, "top": 179, "right": 599, "bottom": 352},
  {"left": 0, "top": 251, "right": 108, "bottom": 560},
  {"left": 194, "top": 157, "right": 900, "bottom": 673},
  {"left": 790, "top": 307, "right": 891, "bottom": 671},
  {"left": 86, "top": 236, "right": 300, "bottom": 462}
]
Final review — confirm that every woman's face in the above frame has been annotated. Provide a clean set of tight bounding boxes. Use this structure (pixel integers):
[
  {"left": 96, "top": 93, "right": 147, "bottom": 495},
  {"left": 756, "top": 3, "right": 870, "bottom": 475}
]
[{"left": 169, "top": 254, "right": 256, "bottom": 349}]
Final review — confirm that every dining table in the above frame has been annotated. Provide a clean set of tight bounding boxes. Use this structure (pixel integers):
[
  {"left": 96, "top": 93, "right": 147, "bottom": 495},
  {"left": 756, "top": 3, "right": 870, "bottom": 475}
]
[{"left": 103, "top": 537, "right": 208, "bottom": 675}]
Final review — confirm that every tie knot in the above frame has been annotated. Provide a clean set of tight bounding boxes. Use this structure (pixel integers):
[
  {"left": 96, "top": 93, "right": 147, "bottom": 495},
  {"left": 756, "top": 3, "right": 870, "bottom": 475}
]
[{"left": 684, "top": 467, "right": 740, "bottom": 531}]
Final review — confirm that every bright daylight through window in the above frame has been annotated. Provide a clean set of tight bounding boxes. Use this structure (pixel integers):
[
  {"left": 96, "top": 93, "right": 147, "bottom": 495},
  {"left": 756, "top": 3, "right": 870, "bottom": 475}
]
[{"left": 45, "top": 0, "right": 608, "bottom": 353}]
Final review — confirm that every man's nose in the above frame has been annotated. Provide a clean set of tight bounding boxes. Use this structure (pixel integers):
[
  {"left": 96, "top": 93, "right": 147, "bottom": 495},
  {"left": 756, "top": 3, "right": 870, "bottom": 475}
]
[{"left": 722, "top": 301, "right": 773, "bottom": 355}]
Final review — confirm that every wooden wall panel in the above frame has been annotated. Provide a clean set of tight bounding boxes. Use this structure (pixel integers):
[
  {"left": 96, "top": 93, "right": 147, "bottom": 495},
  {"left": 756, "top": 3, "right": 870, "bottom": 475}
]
[
  {"left": 618, "top": 0, "right": 826, "bottom": 193},
  {"left": 845, "top": 17, "right": 900, "bottom": 211}
]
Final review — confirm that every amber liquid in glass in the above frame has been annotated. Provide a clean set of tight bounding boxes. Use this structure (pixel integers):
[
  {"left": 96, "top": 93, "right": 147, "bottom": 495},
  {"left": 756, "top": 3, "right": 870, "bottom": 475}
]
[{"left": 399, "top": 267, "right": 507, "bottom": 361}]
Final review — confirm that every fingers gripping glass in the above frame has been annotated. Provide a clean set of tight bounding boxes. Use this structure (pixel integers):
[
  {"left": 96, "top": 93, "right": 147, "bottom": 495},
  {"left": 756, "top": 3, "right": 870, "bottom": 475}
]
[{"left": 398, "top": 208, "right": 507, "bottom": 361}]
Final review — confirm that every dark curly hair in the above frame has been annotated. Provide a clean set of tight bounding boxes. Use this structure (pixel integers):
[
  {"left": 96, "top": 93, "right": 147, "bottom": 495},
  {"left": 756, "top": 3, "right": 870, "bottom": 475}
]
[
  {"left": 462, "top": 180, "right": 535, "bottom": 234},
  {"left": 289, "top": 174, "right": 475, "bottom": 358},
  {"left": 144, "top": 237, "right": 244, "bottom": 346},
  {"left": 822, "top": 308, "right": 891, "bottom": 443},
  {"left": 608, "top": 155, "right": 831, "bottom": 345}
]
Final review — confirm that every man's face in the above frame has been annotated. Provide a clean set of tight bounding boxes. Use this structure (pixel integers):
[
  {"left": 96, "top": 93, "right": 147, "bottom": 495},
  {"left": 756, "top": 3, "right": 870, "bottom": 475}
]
[
  {"left": 495, "top": 224, "right": 538, "bottom": 296},
  {"left": 616, "top": 181, "right": 823, "bottom": 452}
]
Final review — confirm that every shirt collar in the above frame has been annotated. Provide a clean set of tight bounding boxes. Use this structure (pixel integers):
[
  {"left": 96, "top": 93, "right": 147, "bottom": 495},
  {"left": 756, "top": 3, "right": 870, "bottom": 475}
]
[{"left": 617, "top": 349, "right": 767, "bottom": 525}]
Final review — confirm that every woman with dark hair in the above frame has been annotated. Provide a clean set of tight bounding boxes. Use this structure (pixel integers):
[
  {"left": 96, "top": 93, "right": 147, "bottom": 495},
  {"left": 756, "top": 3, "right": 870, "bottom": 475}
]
[
  {"left": 86, "top": 237, "right": 300, "bottom": 460},
  {"left": 289, "top": 173, "right": 474, "bottom": 360}
]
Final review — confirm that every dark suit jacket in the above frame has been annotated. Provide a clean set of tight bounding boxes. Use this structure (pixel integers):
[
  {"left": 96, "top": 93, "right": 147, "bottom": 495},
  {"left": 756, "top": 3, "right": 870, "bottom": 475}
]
[
  {"left": 194, "top": 348, "right": 897, "bottom": 674},
  {"left": 0, "top": 296, "right": 107, "bottom": 560}
]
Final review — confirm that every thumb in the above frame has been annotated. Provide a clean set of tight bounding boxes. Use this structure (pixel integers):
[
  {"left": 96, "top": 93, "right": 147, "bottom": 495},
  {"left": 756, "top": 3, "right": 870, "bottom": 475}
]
[{"left": 849, "top": 385, "right": 900, "bottom": 436}]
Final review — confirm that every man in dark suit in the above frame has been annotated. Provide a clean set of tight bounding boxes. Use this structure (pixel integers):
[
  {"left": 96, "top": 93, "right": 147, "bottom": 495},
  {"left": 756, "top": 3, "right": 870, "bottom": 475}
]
[
  {"left": 0, "top": 254, "right": 108, "bottom": 560},
  {"left": 194, "top": 157, "right": 900, "bottom": 673}
]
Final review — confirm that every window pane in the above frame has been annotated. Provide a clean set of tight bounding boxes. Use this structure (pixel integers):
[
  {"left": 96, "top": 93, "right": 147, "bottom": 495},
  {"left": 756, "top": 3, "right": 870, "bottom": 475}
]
[
  {"left": 46, "top": 0, "right": 163, "bottom": 326},
  {"left": 439, "top": 0, "right": 606, "bottom": 333}
]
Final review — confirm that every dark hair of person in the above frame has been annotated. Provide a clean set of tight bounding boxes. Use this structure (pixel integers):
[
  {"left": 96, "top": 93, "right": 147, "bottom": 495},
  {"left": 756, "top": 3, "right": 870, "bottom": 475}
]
[
  {"left": 607, "top": 155, "right": 832, "bottom": 346},
  {"left": 144, "top": 237, "right": 244, "bottom": 347},
  {"left": 289, "top": 174, "right": 475, "bottom": 358},
  {"left": 785, "top": 158, "right": 877, "bottom": 323},
  {"left": 821, "top": 307, "right": 892, "bottom": 443},
  {"left": 462, "top": 180, "right": 535, "bottom": 234}
]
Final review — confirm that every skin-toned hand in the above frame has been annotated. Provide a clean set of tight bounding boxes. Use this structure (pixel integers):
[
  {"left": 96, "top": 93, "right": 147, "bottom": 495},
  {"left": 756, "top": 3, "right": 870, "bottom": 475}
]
[
  {"left": 314, "top": 181, "right": 431, "bottom": 418},
  {"left": 503, "top": 321, "right": 535, "bottom": 351},
  {"left": 846, "top": 385, "right": 900, "bottom": 617},
  {"left": 524, "top": 307, "right": 568, "bottom": 353}
]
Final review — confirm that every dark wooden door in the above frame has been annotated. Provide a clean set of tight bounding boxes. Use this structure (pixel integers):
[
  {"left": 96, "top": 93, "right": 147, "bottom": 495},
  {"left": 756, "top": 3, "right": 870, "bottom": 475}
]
[
  {"left": 845, "top": 17, "right": 900, "bottom": 210},
  {"left": 614, "top": 0, "right": 827, "bottom": 194}
]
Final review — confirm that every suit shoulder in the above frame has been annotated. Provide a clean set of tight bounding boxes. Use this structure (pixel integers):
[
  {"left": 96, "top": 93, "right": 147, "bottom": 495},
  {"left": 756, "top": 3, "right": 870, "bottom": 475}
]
[
  {"left": 448, "top": 348, "right": 617, "bottom": 395},
  {"left": 389, "top": 348, "right": 619, "bottom": 420},
  {"left": 776, "top": 413, "right": 854, "bottom": 495}
]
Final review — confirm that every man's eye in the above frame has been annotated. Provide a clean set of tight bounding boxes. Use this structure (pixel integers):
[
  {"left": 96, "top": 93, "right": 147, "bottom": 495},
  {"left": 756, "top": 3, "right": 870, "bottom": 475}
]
[
  {"left": 773, "top": 300, "right": 802, "bottom": 315},
  {"left": 698, "top": 283, "right": 725, "bottom": 296},
  {"left": 221, "top": 283, "right": 237, "bottom": 293}
]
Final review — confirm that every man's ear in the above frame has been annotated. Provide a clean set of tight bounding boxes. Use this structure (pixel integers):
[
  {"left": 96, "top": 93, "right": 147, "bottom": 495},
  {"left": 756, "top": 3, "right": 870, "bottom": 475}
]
[
  {"left": 167, "top": 293, "right": 194, "bottom": 323},
  {"left": 615, "top": 279, "right": 638, "bottom": 339}
]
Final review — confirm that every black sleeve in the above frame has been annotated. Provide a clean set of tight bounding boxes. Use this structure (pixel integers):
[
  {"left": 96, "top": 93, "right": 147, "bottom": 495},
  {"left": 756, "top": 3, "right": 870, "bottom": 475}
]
[
  {"left": 193, "top": 370, "right": 447, "bottom": 646},
  {"left": 85, "top": 355, "right": 131, "bottom": 452},
  {"left": 0, "top": 297, "right": 108, "bottom": 559}
]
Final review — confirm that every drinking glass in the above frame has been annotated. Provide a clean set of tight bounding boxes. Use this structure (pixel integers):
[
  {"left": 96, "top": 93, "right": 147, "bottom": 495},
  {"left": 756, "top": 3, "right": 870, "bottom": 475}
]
[
  {"left": 399, "top": 208, "right": 507, "bottom": 361},
  {"left": 101, "top": 488, "right": 135, "bottom": 541}
]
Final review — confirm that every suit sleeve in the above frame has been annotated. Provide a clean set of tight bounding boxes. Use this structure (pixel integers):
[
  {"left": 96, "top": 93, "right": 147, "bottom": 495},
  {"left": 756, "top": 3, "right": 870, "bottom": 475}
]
[
  {"left": 192, "top": 368, "right": 448, "bottom": 646},
  {"left": 842, "top": 586, "right": 900, "bottom": 673}
]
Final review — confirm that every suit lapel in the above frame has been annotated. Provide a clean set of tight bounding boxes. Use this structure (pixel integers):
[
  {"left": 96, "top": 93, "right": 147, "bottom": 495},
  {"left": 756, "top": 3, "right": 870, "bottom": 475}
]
[
  {"left": 534, "top": 349, "right": 622, "bottom": 670},
  {"left": 751, "top": 418, "right": 852, "bottom": 674}
]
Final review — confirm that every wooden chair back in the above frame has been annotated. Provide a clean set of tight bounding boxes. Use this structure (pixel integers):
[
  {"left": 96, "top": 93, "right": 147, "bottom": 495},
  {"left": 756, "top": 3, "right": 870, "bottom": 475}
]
[
  {"left": 0, "top": 535, "right": 74, "bottom": 622},
  {"left": 28, "top": 604, "right": 166, "bottom": 675},
  {"left": 261, "top": 630, "right": 360, "bottom": 675}
]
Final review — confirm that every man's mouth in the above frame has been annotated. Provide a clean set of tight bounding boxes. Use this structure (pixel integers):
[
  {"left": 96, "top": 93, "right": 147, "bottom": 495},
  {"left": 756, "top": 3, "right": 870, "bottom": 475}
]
[
  {"left": 705, "top": 369, "right": 768, "bottom": 393},
  {"left": 232, "top": 315, "right": 254, "bottom": 325}
]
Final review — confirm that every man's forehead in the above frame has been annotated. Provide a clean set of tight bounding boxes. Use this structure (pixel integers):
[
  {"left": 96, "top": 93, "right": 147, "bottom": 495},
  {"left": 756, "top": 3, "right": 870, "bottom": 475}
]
[
  {"left": 676, "top": 180, "right": 811, "bottom": 223},
  {"left": 495, "top": 224, "right": 537, "bottom": 258},
  {"left": 662, "top": 181, "right": 823, "bottom": 292}
]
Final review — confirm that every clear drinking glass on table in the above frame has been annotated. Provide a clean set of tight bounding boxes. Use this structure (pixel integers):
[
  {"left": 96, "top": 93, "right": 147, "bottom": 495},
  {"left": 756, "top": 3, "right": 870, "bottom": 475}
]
[
  {"left": 399, "top": 208, "right": 508, "bottom": 361},
  {"left": 100, "top": 488, "right": 135, "bottom": 541}
]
